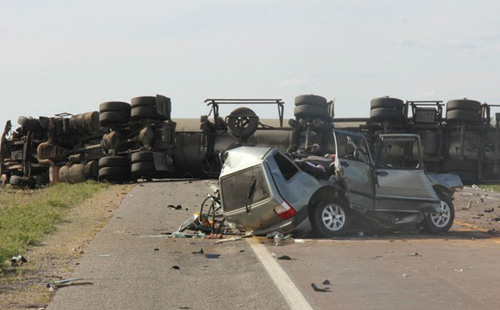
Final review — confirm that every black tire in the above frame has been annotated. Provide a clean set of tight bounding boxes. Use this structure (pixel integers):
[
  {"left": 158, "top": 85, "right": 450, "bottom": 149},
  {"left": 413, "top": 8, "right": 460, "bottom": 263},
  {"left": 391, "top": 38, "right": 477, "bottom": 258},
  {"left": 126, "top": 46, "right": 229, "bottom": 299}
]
[
  {"left": 226, "top": 107, "right": 259, "bottom": 139},
  {"left": 370, "top": 107, "right": 405, "bottom": 122},
  {"left": 99, "top": 101, "right": 131, "bottom": 113},
  {"left": 446, "top": 99, "right": 481, "bottom": 112},
  {"left": 311, "top": 198, "right": 351, "bottom": 237},
  {"left": 446, "top": 110, "right": 481, "bottom": 124},
  {"left": 99, "top": 156, "right": 129, "bottom": 168},
  {"left": 131, "top": 96, "right": 156, "bottom": 107},
  {"left": 131, "top": 151, "right": 154, "bottom": 163},
  {"left": 99, "top": 111, "right": 130, "bottom": 126},
  {"left": 370, "top": 97, "right": 404, "bottom": 110},
  {"left": 294, "top": 105, "right": 330, "bottom": 120},
  {"left": 422, "top": 193, "right": 455, "bottom": 234},
  {"left": 131, "top": 162, "right": 156, "bottom": 176},
  {"left": 131, "top": 106, "right": 164, "bottom": 120},
  {"left": 18, "top": 116, "right": 43, "bottom": 132},
  {"left": 294, "top": 94, "right": 328, "bottom": 107},
  {"left": 98, "top": 167, "right": 130, "bottom": 180}
]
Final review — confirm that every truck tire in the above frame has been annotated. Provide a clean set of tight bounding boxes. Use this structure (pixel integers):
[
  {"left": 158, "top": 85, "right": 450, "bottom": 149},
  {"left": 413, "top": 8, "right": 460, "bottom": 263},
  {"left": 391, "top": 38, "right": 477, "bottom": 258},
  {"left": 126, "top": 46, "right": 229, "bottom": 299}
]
[
  {"left": 446, "top": 110, "right": 481, "bottom": 124},
  {"left": 18, "top": 116, "right": 44, "bottom": 132},
  {"left": 99, "top": 101, "right": 131, "bottom": 112},
  {"left": 227, "top": 107, "right": 259, "bottom": 139},
  {"left": 9, "top": 175, "right": 36, "bottom": 188},
  {"left": 131, "top": 151, "right": 154, "bottom": 163},
  {"left": 370, "top": 97, "right": 404, "bottom": 110},
  {"left": 131, "top": 106, "right": 166, "bottom": 121},
  {"left": 98, "top": 167, "right": 130, "bottom": 181},
  {"left": 99, "top": 156, "right": 129, "bottom": 168},
  {"left": 99, "top": 111, "right": 130, "bottom": 127},
  {"left": 422, "top": 193, "right": 455, "bottom": 234},
  {"left": 369, "top": 108, "right": 405, "bottom": 122},
  {"left": 131, "top": 162, "right": 156, "bottom": 176},
  {"left": 294, "top": 105, "right": 330, "bottom": 120},
  {"left": 294, "top": 94, "right": 328, "bottom": 107},
  {"left": 311, "top": 198, "right": 352, "bottom": 237},
  {"left": 446, "top": 99, "right": 481, "bottom": 112},
  {"left": 131, "top": 96, "right": 156, "bottom": 107}
]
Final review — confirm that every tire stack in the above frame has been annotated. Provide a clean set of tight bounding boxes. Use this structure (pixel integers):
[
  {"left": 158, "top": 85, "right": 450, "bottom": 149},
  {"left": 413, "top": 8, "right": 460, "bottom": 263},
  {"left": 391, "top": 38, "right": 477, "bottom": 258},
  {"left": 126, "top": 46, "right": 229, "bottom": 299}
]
[
  {"left": 369, "top": 97, "right": 405, "bottom": 123},
  {"left": 98, "top": 156, "right": 130, "bottom": 181},
  {"left": 131, "top": 151, "right": 157, "bottom": 179},
  {"left": 131, "top": 96, "right": 170, "bottom": 121},
  {"left": 293, "top": 95, "right": 331, "bottom": 121},
  {"left": 445, "top": 99, "right": 482, "bottom": 125},
  {"left": 99, "top": 102, "right": 131, "bottom": 127}
]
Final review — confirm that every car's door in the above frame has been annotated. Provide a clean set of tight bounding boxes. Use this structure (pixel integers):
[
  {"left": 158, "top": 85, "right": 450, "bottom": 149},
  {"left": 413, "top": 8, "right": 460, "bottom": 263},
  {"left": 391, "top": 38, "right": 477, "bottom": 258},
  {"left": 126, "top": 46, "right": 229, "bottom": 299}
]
[
  {"left": 374, "top": 168, "right": 440, "bottom": 211},
  {"left": 334, "top": 131, "right": 375, "bottom": 211}
]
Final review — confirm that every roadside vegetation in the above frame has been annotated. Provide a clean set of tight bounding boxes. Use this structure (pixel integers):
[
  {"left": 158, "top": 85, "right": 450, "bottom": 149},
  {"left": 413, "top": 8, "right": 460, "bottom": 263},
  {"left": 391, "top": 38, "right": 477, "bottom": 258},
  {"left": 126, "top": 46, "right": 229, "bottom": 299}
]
[{"left": 0, "top": 181, "right": 106, "bottom": 271}]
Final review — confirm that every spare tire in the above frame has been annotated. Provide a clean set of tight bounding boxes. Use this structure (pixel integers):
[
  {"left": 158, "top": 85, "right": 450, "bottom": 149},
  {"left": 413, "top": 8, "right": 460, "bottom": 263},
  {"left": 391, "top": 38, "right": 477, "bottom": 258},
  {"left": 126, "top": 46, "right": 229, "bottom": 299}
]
[
  {"left": 446, "top": 99, "right": 481, "bottom": 112},
  {"left": 226, "top": 107, "right": 259, "bottom": 139},
  {"left": 294, "top": 94, "right": 328, "bottom": 107},
  {"left": 370, "top": 97, "right": 404, "bottom": 110}
]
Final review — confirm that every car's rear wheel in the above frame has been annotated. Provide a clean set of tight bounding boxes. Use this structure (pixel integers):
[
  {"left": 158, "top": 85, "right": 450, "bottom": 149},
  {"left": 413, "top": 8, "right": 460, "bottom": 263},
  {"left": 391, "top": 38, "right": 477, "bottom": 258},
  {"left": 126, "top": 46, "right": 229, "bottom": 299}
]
[
  {"left": 312, "top": 198, "right": 351, "bottom": 237},
  {"left": 422, "top": 194, "right": 455, "bottom": 234}
]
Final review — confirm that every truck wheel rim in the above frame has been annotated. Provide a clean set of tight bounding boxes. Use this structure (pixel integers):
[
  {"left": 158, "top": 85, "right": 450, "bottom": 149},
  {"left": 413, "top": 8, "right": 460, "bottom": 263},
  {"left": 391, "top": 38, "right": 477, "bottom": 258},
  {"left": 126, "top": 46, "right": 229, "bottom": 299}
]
[
  {"left": 322, "top": 205, "right": 345, "bottom": 231},
  {"left": 430, "top": 201, "right": 451, "bottom": 228}
]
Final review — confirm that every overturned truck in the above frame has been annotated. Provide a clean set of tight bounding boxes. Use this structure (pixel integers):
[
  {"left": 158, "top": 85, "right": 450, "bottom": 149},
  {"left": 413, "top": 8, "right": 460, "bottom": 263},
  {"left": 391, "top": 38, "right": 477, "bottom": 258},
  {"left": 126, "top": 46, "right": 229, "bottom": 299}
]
[{"left": 1, "top": 94, "right": 499, "bottom": 186}]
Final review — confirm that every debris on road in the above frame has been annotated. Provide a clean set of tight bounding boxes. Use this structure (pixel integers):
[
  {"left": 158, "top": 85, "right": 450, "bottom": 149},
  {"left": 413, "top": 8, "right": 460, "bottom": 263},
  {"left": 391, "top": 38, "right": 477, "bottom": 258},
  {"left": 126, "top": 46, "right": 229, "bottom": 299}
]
[
  {"left": 192, "top": 248, "right": 204, "bottom": 254},
  {"left": 168, "top": 204, "right": 182, "bottom": 210},
  {"left": 277, "top": 255, "right": 292, "bottom": 260},
  {"left": 171, "top": 265, "right": 180, "bottom": 270},
  {"left": 205, "top": 254, "right": 221, "bottom": 259},
  {"left": 311, "top": 283, "right": 331, "bottom": 292},
  {"left": 10, "top": 255, "right": 27, "bottom": 266},
  {"left": 47, "top": 278, "right": 89, "bottom": 290},
  {"left": 408, "top": 252, "right": 421, "bottom": 257},
  {"left": 484, "top": 208, "right": 494, "bottom": 213},
  {"left": 322, "top": 280, "right": 331, "bottom": 285},
  {"left": 402, "top": 273, "right": 410, "bottom": 278}
]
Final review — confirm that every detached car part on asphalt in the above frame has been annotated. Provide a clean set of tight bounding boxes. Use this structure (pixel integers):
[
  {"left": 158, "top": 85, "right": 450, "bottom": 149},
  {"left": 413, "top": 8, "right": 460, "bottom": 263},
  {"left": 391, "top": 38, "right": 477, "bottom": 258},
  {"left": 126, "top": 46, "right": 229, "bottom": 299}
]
[{"left": 219, "top": 131, "right": 462, "bottom": 237}]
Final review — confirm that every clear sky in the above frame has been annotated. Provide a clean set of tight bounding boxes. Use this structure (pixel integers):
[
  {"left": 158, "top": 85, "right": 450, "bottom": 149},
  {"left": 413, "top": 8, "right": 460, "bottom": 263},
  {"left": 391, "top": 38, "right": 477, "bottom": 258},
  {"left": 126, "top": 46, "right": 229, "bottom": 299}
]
[{"left": 1, "top": 0, "right": 500, "bottom": 129}]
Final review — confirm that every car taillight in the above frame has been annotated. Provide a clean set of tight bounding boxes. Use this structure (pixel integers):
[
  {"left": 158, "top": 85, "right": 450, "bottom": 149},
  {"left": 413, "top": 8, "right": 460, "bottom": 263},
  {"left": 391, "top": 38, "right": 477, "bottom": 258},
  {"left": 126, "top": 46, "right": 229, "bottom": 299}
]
[{"left": 274, "top": 201, "right": 296, "bottom": 220}]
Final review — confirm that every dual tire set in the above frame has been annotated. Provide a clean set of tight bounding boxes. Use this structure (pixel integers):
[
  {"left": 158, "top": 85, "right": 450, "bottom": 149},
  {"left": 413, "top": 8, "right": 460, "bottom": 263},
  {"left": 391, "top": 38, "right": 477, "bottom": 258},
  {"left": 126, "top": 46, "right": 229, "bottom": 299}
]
[
  {"left": 369, "top": 97, "right": 406, "bottom": 123},
  {"left": 293, "top": 95, "right": 332, "bottom": 121},
  {"left": 99, "top": 96, "right": 171, "bottom": 127},
  {"left": 98, "top": 151, "right": 159, "bottom": 181}
]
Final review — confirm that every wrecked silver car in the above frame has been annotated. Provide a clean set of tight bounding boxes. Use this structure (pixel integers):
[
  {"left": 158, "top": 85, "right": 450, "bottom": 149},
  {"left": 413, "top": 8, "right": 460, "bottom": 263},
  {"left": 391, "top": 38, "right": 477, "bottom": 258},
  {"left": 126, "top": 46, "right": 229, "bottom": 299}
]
[{"left": 219, "top": 130, "right": 462, "bottom": 237}]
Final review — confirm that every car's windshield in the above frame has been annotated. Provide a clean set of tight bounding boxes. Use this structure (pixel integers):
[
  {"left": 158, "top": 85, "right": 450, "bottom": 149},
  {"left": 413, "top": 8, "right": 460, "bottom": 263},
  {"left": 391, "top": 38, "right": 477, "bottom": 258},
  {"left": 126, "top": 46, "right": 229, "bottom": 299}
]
[
  {"left": 220, "top": 165, "right": 270, "bottom": 212},
  {"left": 335, "top": 132, "right": 371, "bottom": 165}
]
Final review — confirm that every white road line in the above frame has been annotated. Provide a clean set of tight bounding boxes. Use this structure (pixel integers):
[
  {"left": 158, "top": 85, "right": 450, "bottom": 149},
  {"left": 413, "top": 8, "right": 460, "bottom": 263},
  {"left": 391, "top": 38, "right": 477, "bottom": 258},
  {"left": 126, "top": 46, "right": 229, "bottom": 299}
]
[{"left": 247, "top": 238, "right": 314, "bottom": 310}]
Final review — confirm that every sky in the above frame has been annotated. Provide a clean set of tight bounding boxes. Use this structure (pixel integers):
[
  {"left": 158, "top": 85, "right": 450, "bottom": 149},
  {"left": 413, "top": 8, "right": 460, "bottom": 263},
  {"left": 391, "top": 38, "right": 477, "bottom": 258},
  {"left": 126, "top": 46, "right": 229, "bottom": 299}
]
[{"left": 1, "top": 0, "right": 500, "bottom": 130}]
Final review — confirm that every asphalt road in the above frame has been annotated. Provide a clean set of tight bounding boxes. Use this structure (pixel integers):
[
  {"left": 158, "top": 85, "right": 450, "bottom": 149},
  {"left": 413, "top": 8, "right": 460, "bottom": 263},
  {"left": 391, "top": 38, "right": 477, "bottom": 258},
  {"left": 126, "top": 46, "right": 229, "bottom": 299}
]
[{"left": 47, "top": 181, "right": 500, "bottom": 310}]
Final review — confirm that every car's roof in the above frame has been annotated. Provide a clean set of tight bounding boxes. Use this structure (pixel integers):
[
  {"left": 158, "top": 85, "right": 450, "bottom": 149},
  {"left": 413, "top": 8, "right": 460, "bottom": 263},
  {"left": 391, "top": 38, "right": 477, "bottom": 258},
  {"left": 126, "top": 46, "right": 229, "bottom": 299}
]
[{"left": 220, "top": 146, "right": 274, "bottom": 177}]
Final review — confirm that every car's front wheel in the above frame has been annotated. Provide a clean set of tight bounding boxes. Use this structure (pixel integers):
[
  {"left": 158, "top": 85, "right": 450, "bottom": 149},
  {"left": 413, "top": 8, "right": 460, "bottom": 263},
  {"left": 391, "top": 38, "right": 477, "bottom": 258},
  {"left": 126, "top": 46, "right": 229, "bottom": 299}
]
[
  {"left": 422, "top": 194, "right": 455, "bottom": 234},
  {"left": 312, "top": 198, "right": 351, "bottom": 237}
]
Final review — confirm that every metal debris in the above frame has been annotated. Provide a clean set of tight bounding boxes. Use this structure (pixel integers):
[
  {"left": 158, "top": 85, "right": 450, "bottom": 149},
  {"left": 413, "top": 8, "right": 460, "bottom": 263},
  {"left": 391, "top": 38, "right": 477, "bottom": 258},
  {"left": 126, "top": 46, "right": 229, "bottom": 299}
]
[{"left": 311, "top": 283, "right": 331, "bottom": 292}]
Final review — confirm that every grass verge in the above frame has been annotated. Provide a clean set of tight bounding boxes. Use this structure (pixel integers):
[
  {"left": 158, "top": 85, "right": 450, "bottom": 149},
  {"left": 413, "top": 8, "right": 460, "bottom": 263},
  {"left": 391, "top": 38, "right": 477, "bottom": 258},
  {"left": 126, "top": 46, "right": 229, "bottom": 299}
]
[{"left": 0, "top": 181, "right": 106, "bottom": 271}]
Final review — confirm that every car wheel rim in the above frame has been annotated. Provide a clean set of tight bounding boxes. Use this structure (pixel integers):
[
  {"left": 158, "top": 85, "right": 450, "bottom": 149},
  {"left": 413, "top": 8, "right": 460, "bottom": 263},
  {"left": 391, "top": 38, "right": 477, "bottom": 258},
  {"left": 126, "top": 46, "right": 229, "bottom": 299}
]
[
  {"left": 322, "top": 204, "right": 345, "bottom": 231},
  {"left": 430, "top": 201, "right": 451, "bottom": 228}
]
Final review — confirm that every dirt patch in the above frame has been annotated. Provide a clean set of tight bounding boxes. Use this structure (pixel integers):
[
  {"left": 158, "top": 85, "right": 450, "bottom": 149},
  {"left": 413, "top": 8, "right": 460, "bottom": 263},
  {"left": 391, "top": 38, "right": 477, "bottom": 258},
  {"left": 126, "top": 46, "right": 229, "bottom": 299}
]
[
  {"left": 453, "top": 186, "right": 500, "bottom": 235},
  {"left": 0, "top": 184, "right": 134, "bottom": 310}
]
